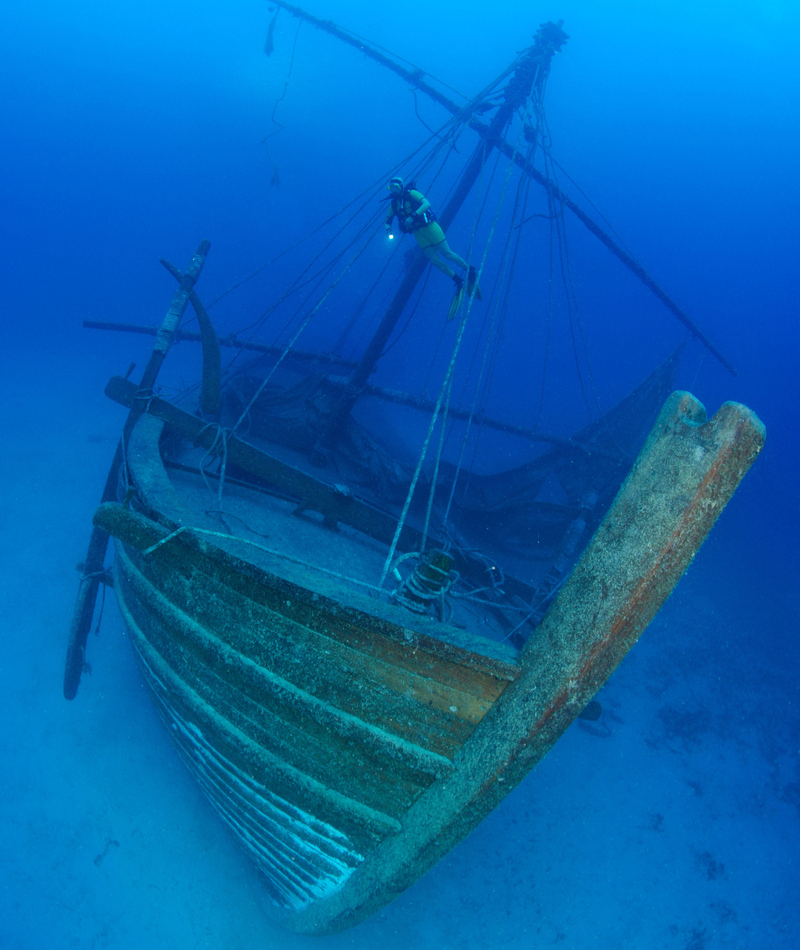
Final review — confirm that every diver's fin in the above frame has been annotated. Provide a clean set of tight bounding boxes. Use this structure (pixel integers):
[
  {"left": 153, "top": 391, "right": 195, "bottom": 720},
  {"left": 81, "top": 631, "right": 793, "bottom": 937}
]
[{"left": 447, "top": 285, "right": 463, "bottom": 322}]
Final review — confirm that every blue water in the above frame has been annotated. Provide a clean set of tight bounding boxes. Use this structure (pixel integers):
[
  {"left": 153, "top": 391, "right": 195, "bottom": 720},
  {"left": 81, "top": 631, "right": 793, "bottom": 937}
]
[{"left": 2, "top": 2, "right": 798, "bottom": 947}]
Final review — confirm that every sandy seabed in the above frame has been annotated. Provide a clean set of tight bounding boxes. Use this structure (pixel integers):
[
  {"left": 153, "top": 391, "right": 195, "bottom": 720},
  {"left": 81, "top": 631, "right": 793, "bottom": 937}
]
[{"left": 2, "top": 344, "right": 797, "bottom": 950}]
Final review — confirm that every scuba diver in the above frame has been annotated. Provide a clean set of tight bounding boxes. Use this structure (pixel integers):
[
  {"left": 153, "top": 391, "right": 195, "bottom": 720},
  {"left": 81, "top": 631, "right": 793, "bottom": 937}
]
[{"left": 384, "top": 177, "right": 480, "bottom": 303}]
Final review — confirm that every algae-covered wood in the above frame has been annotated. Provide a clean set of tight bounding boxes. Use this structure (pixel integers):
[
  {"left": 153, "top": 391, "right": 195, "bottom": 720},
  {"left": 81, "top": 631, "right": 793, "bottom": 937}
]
[
  {"left": 93, "top": 389, "right": 764, "bottom": 933},
  {"left": 61, "top": 11, "right": 766, "bottom": 936},
  {"left": 93, "top": 412, "right": 522, "bottom": 910},
  {"left": 272, "top": 393, "right": 765, "bottom": 934}
]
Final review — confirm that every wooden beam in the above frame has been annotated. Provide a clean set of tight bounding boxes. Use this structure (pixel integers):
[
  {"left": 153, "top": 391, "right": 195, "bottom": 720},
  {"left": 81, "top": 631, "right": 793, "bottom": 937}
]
[
  {"left": 82, "top": 320, "right": 358, "bottom": 370},
  {"left": 104, "top": 374, "right": 426, "bottom": 552}
]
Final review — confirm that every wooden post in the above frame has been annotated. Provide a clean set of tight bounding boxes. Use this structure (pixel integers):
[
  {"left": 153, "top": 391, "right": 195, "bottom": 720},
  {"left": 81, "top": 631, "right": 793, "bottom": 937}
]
[
  {"left": 63, "top": 240, "right": 210, "bottom": 700},
  {"left": 161, "top": 257, "right": 221, "bottom": 415}
]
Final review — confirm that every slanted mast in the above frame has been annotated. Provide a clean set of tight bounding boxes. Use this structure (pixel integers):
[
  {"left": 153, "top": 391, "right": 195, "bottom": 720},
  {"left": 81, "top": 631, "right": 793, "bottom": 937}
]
[{"left": 269, "top": 2, "right": 734, "bottom": 376}]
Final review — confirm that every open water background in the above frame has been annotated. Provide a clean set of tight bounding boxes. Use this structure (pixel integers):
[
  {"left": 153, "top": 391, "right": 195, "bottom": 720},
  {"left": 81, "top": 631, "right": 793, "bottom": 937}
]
[{"left": 1, "top": 2, "right": 798, "bottom": 948}]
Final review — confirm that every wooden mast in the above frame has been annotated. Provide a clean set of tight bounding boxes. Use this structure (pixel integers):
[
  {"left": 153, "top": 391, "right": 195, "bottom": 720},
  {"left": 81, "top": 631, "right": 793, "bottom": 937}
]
[
  {"left": 314, "top": 22, "right": 569, "bottom": 458},
  {"left": 271, "top": 2, "right": 735, "bottom": 376}
]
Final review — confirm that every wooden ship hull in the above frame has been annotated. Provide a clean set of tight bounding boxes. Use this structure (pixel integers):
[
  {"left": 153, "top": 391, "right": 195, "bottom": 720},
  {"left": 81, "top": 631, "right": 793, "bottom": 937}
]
[
  {"left": 63, "top": 14, "right": 766, "bottom": 935},
  {"left": 86, "top": 382, "right": 762, "bottom": 934}
]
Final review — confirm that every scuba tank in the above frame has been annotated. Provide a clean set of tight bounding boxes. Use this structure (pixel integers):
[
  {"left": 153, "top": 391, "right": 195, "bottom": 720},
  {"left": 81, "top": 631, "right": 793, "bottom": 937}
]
[{"left": 393, "top": 180, "right": 436, "bottom": 232}]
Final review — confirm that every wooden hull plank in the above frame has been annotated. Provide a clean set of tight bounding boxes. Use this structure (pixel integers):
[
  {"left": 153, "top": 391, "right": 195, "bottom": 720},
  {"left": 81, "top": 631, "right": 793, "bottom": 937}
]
[
  {"left": 116, "top": 545, "right": 443, "bottom": 815},
  {"left": 133, "top": 642, "right": 365, "bottom": 909},
  {"left": 95, "top": 500, "right": 515, "bottom": 757},
  {"left": 140, "top": 548, "right": 501, "bottom": 730},
  {"left": 120, "top": 588, "right": 397, "bottom": 850},
  {"left": 117, "top": 542, "right": 453, "bottom": 775},
  {"left": 102, "top": 387, "right": 764, "bottom": 934},
  {"left": 123, "top": 411, "right": 519, "bottom": 681}
]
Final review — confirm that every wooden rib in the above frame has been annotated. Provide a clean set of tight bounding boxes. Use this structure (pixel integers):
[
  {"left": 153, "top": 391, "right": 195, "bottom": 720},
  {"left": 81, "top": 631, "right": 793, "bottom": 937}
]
[
  {"left": 173, "top": 537, "right": 519, "bottom": 698},
  {"left": 138, "top": 658, "right": 364, "bottom": 909},
  {"left": 123, "top": 576, "right": 422, "bottom": 818},
  {"left": 117, "top": 545, "right": 452, "bottom": 776}
]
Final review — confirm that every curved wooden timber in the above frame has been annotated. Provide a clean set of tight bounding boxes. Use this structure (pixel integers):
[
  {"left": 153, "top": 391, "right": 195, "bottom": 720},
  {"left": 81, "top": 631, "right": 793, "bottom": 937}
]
[{"left": 94, "top": 392, "right": 764, "bottom": 932}]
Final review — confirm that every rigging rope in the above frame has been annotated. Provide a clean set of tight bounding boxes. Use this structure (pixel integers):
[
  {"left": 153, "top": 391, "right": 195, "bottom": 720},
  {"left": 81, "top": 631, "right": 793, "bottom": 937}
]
[
  {"left": 199, "top": 110, "right": 473, "bottom": 401},
  {"left": 194, "top": 27, "right": 631, "bottom": 599},
  {"left": 443, "top": 140, "right": 537, "bottom": 528},
  {"left": 206, "top": 118, "right": 459, "bottom": 317},
  {"left": 141, "top": 524, "right": 388, "bottom": 596},
  {"left": 391, "top": 83, "right": 536, "bottom": 573},
  {"left": 433, "top": 66, "right": 550, "bottom": 534},
  {"left": 372, "top": 268, "right": 432, "bottom": 360},
  {"left": 230, "top": 222, "right": 385, "bottom": 435},
  {"left": 378, "top": 297, "right": 474, "bottom": 588},
  {"left": 263, "top": 20, "right": 303, "bottom": 186},
  {"left": 539, "top": 111, "right": 630, "bottom": 457}
]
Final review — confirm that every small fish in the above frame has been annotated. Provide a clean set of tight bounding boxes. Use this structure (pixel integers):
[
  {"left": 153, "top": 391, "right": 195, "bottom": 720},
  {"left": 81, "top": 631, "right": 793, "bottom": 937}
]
[
  {"left": 264, "top": 9, "right": 278, "bottom": 56},
  {"left": 578, "top": 699, "right": 602, "bottom": 721}
]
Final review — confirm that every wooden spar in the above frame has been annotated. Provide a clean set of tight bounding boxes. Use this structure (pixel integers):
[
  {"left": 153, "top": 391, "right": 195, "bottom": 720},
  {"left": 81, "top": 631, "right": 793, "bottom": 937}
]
[
  {"left": 82, "top": 320, "right": 358, "bottom": 371},
  {"left": 161, "top": 258, "right": 221, "bottom": 415},
  {"left": 83, "top": 320, "right": 602, "bottom": 449},
  {"left": 327, "top": 378, "right": 612, "bottom": 455},
  {"left": 315, "top": 23, "right": 569, "bottom": 456},
  {"left": 271, "top": 1, "right": 735, "bottom": 376},
  {"left": 83, "top": 323, "right": 671, "bottom": 454},
  {"left": 63, "top": 240, "right": 211, "bottom": 700},
  {"left": 269, "top": 1, "right": 469, "bottom": 111},
  {"left": 493, "top": 142, "right": 738, "bottom": 376}
]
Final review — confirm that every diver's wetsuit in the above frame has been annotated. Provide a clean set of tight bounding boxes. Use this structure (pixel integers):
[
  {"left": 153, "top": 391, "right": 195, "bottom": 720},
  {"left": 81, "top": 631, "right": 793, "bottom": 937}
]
[{"left": 385, "top": 188, "right": 447, "bottom": 249}]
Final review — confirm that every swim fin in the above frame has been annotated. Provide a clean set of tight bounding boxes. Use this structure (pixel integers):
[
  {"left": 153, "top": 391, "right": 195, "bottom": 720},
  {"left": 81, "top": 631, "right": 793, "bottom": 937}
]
[{"left": 447, "top": 285, "right": 463, "bottom": 322}]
